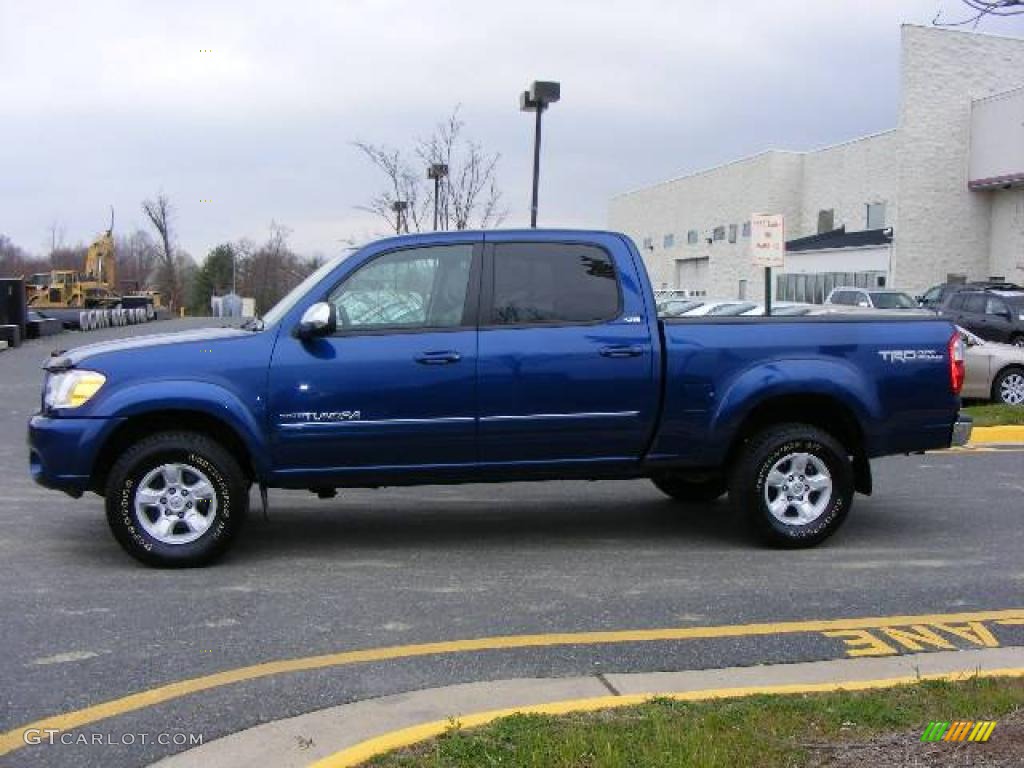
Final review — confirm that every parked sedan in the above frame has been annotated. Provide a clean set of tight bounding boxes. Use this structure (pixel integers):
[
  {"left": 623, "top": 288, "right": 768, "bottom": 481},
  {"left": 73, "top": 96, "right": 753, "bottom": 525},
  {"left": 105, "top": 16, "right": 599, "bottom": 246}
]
[
  {"left": 825, "top": 287, "right": 917, "bottom": 309},
  {"left": 959, "top": 326, "right": 1024, "bottom": 405}
]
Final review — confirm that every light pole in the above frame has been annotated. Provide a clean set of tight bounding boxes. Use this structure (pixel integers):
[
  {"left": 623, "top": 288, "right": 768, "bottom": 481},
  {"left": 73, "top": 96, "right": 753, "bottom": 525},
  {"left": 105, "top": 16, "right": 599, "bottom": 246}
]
[
  {"left": 520, "top": 80, "right": 560, "bottom": 228},
  {"left": 391, "top": 200, "right": 409, "bottom": 234},
  {"left": 427, "top": 163, "right": 449, "bottom": 231}
]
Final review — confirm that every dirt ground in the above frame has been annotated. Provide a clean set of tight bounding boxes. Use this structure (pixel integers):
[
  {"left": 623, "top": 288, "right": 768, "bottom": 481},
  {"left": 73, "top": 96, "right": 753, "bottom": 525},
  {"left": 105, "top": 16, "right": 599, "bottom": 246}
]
[{"left": 809, "top": 708, "right": 1024, "bottom": 767}]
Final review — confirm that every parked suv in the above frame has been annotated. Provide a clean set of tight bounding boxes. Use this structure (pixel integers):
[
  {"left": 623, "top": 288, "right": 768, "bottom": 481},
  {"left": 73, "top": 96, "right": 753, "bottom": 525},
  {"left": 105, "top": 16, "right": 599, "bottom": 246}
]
[
  {"left": 942, "top": 290, "right": 1024, "bottom": 347},
  {"left": 918, "top": 281, "right": 1023, "bottom": 311},
  {"left": 825, "top": 287, "right": 917, "bottom": 310}
]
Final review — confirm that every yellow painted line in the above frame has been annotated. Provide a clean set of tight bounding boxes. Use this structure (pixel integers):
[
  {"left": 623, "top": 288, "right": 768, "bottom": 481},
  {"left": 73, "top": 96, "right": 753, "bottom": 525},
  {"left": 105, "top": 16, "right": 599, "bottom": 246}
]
[
  {"left": 969, "top": 425, "right": 1024, "bottom": 445},
  {"left": 309, "top": 666, "right": 1024, "bottom": 768},
  {"left": 2, "top": 608, "right": 1023, "bottom": 757}
]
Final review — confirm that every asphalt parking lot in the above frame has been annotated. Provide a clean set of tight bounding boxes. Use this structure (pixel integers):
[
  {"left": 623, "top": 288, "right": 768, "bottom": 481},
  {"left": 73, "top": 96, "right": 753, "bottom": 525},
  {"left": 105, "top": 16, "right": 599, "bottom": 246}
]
[{"left": 1, "top": 318, "right": 1023, "bottom": 767}]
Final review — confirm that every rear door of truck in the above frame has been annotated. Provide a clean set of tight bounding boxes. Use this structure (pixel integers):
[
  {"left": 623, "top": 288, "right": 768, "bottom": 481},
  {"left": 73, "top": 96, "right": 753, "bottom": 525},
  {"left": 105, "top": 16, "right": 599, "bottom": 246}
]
[{"left": 476, "top": 232, "right": 659, "bottom": 465}]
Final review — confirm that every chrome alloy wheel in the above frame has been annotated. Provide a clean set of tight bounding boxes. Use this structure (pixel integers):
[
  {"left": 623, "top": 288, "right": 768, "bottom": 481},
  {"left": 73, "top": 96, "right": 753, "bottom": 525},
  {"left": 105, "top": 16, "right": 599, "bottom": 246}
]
[
  {"left": 999, "top": 372, "right": 1024, "bottom": 405},
  {"left": 764, "top": 452, "right": 832, "bottom": 525},
  {"left": 134, "top": 463, "right": 218, "bottom": 545}
]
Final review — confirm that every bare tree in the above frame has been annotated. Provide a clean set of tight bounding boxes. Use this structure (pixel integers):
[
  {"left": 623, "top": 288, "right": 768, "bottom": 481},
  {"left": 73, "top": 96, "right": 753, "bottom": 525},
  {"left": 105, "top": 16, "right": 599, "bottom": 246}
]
[
  {"left": 46, "top": 220, "right": 65, "bottom": 258},
  {"left": 233, "top": 222, "right": 316, "bottom": 313},
  {"left": 355, "top": 107, "right": 507, "bottom": 234},
  {"left": 116, "top": 229, "right": 159, "bottom": 291},
  {"left": 142, "top": 194, "right": 182, "bottom": 309},
  {"left": 352, "top": 143, "right": 429, "bottom": 234},
  {"left": 0, "top": 234, "right": 49, "bottom": 276},
  {"left": 935, "top": 0, "right": 1023, "bottom": 26}
]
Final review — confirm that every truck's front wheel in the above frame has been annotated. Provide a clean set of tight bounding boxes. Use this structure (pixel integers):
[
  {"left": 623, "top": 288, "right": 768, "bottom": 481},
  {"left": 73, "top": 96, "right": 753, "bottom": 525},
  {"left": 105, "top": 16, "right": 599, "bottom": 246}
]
[
  {"left": 730, "top": 424, "right": 852, "bottom": 548},
  {"left": 105, "top": 431, "right": 249, "bottom": 567}
]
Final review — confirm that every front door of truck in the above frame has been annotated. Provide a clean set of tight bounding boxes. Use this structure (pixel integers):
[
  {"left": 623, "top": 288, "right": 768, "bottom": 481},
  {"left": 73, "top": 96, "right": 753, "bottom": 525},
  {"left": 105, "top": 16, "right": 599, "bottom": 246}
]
[
  {"left": 269, "top": 241, "right": 481, "bottom": 475},
  {"left": 476, "top": 239, "right": 657, "bottom": 464}
]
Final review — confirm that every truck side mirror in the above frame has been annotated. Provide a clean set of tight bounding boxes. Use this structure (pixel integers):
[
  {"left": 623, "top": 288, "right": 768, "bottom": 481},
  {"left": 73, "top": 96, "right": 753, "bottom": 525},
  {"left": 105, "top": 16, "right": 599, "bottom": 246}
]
[{"left": 295, "top": 302, "right": 336, "bottom": 340}]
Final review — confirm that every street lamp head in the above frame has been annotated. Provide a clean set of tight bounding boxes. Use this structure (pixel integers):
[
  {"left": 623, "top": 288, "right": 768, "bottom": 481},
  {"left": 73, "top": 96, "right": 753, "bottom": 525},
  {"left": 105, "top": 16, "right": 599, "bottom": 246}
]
[
  {"left": 520, "top": 80, "right": 560, "bottom": 112},
  {"left": 427, "top": 163, "right": 449, "bottom": 180}
]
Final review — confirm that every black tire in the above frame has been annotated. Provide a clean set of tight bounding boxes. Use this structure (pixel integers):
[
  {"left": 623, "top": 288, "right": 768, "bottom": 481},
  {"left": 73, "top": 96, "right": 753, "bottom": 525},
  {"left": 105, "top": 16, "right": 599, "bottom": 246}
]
[
  {"left": 105, "top": 431, "right": 249, "bottom": 567},
  {"left": 651, "top": 473, "right": 727, "bottom": 503},
  {"left": 729, "top": 423, "right": 853, "bottom": 548},
  {"left": 992, "top": 367, "right": 1024, "bottom": 406}
]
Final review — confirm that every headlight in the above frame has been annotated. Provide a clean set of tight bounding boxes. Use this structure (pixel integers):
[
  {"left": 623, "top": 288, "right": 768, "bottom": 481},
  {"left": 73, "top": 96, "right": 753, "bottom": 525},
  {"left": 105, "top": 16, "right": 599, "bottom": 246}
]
[{"left": 45, "top": 370, "right": 106, "bottom": 409}]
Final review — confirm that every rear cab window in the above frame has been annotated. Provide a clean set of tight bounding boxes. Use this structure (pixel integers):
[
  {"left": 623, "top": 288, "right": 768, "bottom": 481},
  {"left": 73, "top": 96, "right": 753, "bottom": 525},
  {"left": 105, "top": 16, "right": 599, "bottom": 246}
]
[{"left": 487, "top": 242, "right": 620, "bottom": 325}]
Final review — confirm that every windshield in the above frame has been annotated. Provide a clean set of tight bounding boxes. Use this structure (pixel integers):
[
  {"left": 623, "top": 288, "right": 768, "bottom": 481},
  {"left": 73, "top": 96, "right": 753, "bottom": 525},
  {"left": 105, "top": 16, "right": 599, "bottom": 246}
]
[
  {"left": 258, "top": 252, "right": 349, "bottom": 328},
  {"left": 871, "top": 292, "right": 915, "bottom": 309}
]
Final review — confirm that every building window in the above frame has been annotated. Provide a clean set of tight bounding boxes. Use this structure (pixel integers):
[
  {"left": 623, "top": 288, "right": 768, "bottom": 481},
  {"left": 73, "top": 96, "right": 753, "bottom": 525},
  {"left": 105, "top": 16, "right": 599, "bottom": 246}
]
[
  {"left": 817, "top": 209, "right": 835, "bottom": 234},
  {"left": 712, "top": 226, "right": 725, "bottom": 241},
  {"left": 738, "top": 279, "right": 747, "bottom": 300},
  {"left": 741, "top": 221, "right": 751, "bottom": 238},
  {"left": 642, "top": 236, "right": 654, "bottom": 250},
  {"left": 687, "top": 230, "right": 698, "bottom": 245},
  {"left": 866, "top": 202, "right": 886, "bottom": 230},
  {"left": 663, "top": 233, "right": 675, "bottom": 248},
  {"left": 728, "top": 224, "right": 737, "bottom": 243}
]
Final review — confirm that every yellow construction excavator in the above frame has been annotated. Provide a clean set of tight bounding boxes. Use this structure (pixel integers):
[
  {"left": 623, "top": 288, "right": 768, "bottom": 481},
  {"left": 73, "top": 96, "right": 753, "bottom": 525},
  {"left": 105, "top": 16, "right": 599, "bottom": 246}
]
[{"left": 26, "top": 211, "right": 160, "bottom": 312}]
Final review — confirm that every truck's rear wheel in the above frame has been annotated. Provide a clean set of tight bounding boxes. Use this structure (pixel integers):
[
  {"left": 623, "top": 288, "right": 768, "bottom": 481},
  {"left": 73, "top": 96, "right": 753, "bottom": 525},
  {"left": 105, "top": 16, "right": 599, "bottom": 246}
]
[
  {"left": 650, "top": 473, "right": 726, "bottom": 503},
  {"left": 730, "top": 424, "right": 852, "bottom": 548},
  {"left": 105, "top": 431, "right": 248, "bottom": 567}
]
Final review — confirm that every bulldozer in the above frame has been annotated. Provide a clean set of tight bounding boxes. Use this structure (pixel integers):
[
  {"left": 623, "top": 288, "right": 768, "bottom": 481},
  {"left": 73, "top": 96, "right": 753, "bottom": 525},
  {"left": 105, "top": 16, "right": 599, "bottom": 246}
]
[{"left": 26, "top": 212, "right": 158, "bottom": 312}]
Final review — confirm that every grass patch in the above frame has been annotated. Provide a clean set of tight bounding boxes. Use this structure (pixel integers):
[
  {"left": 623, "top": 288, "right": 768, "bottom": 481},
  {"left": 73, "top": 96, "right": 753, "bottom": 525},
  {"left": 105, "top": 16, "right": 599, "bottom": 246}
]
[
  {"left": 964, "top": 403, "right": 1024, "bottom": 427},
  {"left": 366, "top": 676, "right": 1024, "bottom": 768}
]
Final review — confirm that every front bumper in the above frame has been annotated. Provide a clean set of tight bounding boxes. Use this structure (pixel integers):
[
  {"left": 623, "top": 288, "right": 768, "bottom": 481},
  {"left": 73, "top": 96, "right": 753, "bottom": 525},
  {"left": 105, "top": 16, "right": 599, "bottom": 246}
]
[
  {"left": 951, "top": 412, "right": 973, "bottom": 447},
  {"left": 28, "top": 413, "right": 120, "bottom": 496}
]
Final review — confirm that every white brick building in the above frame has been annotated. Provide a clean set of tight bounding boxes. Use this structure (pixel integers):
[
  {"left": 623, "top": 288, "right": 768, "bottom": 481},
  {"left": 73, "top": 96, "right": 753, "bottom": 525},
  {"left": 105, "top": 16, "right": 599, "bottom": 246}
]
[{"left": 609, "top": 26, "right": 1024, "bottom": 302}]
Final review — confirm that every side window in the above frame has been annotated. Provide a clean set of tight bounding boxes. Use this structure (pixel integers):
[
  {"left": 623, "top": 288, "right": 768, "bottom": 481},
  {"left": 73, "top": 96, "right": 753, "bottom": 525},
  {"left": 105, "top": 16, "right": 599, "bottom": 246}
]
[
  {"left": 947, "top": 293, "right": 965, "bottom": 310},
  {"left": 831, "top": 291, "right": 851, "bottom": 305},
  {"left": 963, "top": 294, "right": 987, "bottom": 314},
  {"left": 985, "top": 298, "right": 1008, "bottom": 317},
  {"left": 490, "top": 243, "right": 619, "bottom": 325},
  {"left": 328, "top": 244, "right": 474, "bottom": 331}
]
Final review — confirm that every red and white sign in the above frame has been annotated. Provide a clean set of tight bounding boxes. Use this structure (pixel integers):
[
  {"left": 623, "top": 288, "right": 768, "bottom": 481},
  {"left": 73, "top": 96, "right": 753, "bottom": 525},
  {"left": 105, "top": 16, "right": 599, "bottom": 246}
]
[{"left": 751, "top": 213, "right": 785, "bottom": 268}]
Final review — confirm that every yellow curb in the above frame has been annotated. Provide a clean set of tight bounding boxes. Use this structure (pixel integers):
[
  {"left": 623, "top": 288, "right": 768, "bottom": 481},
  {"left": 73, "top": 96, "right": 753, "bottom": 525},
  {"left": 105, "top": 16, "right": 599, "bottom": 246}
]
[
  {"left": 970, "top": 425, "right": 1024, "bottom": 444},
  {"left": 309, "top": 667, "right": 1024, "bottom": 768},
  {"left": 3, "top": 608, "right": 1024, "bottom": 758}
]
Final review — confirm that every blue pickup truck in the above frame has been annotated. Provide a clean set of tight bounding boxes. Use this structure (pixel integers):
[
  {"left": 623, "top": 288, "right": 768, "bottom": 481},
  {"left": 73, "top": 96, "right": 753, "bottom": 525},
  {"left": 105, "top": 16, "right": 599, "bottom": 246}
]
[{"left": 29, "top": 230, "right": 971, "bottom": 566}]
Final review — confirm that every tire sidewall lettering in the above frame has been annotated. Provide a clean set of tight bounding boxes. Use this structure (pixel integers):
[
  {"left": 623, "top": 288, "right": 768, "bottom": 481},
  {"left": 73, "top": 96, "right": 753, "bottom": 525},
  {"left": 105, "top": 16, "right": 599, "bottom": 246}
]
[
  {"left": 755, "top": 437, "right": 844, "bottom": 540},
  {"left": 121, "top": 451, "right": 233, "bottom": 551}
]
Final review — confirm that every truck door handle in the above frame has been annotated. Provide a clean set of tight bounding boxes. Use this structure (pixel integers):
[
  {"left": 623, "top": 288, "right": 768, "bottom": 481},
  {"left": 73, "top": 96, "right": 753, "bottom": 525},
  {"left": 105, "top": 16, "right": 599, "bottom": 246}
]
[
  {"left": 415, "top": 350, "right": 461, "bottom": 365},
  {"left": 599, "top": 345, "right": 645, "bottom": 358}
]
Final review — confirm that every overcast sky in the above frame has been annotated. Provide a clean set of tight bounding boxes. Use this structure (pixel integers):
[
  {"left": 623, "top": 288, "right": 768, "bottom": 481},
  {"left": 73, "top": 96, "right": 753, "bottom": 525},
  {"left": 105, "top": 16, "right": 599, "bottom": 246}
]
[{"left": 2, "top": 1, "right": 1021, "bottom": 260}]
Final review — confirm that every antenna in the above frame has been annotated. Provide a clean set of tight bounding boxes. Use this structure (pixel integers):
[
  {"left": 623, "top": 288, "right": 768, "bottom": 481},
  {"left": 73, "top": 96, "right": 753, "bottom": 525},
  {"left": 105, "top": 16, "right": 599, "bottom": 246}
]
[{"left": 108, "top": 206, "right": 115, "bottom": 235}]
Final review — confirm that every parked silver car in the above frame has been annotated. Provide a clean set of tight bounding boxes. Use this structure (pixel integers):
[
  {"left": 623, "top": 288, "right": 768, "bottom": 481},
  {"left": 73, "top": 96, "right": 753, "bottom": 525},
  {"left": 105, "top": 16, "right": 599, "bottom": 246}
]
[
  {"left": 959, "top": 327, "right": 1024, "bottom": 405},
  {"left": 825, "top": 287, "right": 917, "bottom": 309}
]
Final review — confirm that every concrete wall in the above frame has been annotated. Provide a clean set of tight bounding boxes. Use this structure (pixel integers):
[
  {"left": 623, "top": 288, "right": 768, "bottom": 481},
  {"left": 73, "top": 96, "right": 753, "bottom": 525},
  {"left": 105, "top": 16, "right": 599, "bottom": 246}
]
[
  {"left": 784, "top": 245, "right": 892, "bottom": 275},
  {"left": 969, "top": 85, "right": 1024, "bottom": 188},
  {"left": 799, "top": 130, "right": 899, "bottom": 236},
  {"left": 988, "top": 188, "right": 1024, "bottom": 284},
  {"left": 608, "top": 26, "right": 1024, "bottom": 299},
  {"left": 609, "top": 151, "right": 804, "bottom": 298},
  {"left": 894, "top": 25, "right": 1024, "bottom": 294}
]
